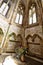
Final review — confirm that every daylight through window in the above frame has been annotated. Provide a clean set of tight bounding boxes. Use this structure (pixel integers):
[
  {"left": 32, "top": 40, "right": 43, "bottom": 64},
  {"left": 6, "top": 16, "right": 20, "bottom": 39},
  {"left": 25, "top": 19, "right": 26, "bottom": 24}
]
[{"left": 29, "top": 5, "right": 37, "bottom": 25}]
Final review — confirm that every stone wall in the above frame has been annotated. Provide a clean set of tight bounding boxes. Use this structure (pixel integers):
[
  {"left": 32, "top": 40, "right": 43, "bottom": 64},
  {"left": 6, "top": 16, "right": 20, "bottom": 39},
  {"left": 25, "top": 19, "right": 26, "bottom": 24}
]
[
  {"left": 0, "top": 16, "right": 24, "bottom": 53},
  {"left": 25, "top": 25, "right": 43, "bottom": 58}
]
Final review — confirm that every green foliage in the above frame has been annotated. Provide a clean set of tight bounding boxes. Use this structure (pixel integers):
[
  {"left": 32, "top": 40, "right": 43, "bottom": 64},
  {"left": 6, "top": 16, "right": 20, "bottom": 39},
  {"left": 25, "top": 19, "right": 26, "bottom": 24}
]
[{"left": 15, "top": 47, "right": 27, "bottom": 56}]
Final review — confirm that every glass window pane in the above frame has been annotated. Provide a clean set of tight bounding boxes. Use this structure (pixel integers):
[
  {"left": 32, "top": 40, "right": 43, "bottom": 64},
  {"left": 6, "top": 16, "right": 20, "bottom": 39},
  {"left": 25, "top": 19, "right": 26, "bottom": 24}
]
[
  {"left": 19, "top": 15, "right": 23, "bottom": 24},
  {"left": 29, "top": 5, "right": 37, "bottom": 25},
  {"left": 29, "top": 9, "right": 32, "bottom": 15},
  {"left": 0, "top": 3, "right": 6, "bottom": 13},
  {"left": 15, "top": 13, "right": 19, "bottom": 23},
  {"left": 29, "top": 17, "right": 32, "bottom": 24},
  {"left": 3, "top": 5, "right": 9, "bottom": 16},
  {"left": 33, "top": 13, "right": 36, "bottom": 23},
  {"left": 0, "top": 2, "right": 9, "bottom": 16},
  {"left": 32, "top": 7, "right": 35, "bottom": 12}
]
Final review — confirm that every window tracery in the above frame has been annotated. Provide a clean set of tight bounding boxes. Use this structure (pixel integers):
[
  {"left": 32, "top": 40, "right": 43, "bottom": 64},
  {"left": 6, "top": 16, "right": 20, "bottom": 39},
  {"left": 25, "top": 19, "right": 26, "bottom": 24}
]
[
  {"left": 15, "top": 4, "right": 24, "bottom": 24},
  {"left": 0, "top": 0, "right": 10, "bottom": 16},
  {"left": 29, "top": 4, "right": 37, "bottom": 25}
]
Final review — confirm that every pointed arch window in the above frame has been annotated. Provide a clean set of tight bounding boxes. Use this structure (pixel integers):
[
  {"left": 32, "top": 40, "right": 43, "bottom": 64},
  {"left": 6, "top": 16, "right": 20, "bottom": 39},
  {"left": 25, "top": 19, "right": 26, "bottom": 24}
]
[
  {"left": 15, "top": 6, "right": 23, "bottom": 24},
  {"left": 19, "top": 14, "right": 23, "bottom": 24},
  {"left": 15, "top": 13, "right": 19, "bottom": 23},
  {"left": 29, "top": 5, "right": 37, "bottom": 25},
  {"left": 0, "top": 0, "right": 10, "bottom": 16},
  {"left": 0, "top": 2, "right": 9, "bottom": 16}
]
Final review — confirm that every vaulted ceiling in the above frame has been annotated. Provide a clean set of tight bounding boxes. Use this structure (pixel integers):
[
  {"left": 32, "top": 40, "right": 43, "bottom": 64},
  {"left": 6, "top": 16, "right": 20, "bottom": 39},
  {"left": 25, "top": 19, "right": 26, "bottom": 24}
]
[{"left": 11, "top": 0, "right": 42, "bottom": 8}]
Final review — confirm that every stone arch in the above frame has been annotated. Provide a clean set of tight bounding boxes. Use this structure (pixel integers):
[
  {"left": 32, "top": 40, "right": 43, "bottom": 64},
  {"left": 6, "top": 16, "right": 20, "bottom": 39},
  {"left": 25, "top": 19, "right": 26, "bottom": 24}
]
[
  {"left": 8, "top": 32, "right": 16, "bottom": 40},
  {"left": 5, "top": 32, "right": 16, "bottom": 52},
  {"left": 17, "top": 34, "right": 23, "bottom": 46},
  {"left": 28, "top": 0, "right": 36, "bottom": 8},
  {"left": 19, "top": 0, "right": 25, "bottom": 11},
  {"left": 28, "top": 0, "right": 41, "bottom": 8},
  {"left": 32, "top": 34, "right": 43, "bottom": 42},
  {"left": 26, "top": 34, "right": 43, "bottom": 43},
  {"left": 26, "top": 35, "right": 32, "bottom": 41},
  {"left": 17, "top": 34, "right": 23, "bottom": 40},
  {"left": 28, "top": 0, "right": 42, "bottom": 24}
]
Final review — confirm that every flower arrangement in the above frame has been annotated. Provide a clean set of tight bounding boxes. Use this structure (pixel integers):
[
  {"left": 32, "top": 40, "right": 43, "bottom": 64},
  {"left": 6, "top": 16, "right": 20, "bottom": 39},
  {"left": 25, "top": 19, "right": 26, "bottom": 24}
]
[{"left": 15, "top": 46, "right": 27, "bottom": 61}]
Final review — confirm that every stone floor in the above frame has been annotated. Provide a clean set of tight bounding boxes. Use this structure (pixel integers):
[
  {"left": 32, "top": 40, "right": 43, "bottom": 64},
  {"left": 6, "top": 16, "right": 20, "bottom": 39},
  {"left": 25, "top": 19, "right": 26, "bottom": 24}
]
[
  {"left": 0, "top": 54, "right": 43, "bottom": 65},
  {"left": 25, "top": 56, "right": 43, "bottom": 65}
]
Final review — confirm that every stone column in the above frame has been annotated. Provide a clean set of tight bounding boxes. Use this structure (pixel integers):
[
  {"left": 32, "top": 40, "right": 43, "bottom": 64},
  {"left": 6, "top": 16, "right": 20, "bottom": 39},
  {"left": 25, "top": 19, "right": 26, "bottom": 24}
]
[
  {"left": 8, "top": 2, "right": 15, "bottom": 22},
  {"left": 22, "top": 1, "right": 29, "bottom": 48},
  {"left": 7, "top": 3, "right": 14, "bottom": 19},
  {"left": 40, "top": 39, "right": 43, "bottom": 58},
  {"left": 22, "top": 1, "right": 29, "bottom": 27},
  {"left": 11, "top": 0, "right": 21, "bottom": 24},
  {"left": 1, "top": 0, "right": 21, "bottom": 51},
  {"left": 38, "top": 0, "right": 43, "bottom": 34},
  {"left": 36, "top": 0, "right": 43, "bottom": 34},
  {"left": 41, "top": 0, "right": 43, "bottom": 34},
  {"left": 40, "top": 0, "right": 43, "bottom": 58},
  {"left": 42, "top": 8, "right": 43, "bottom": 34},
  {"left": 7, "top": 4, "right": 13, "bottom": 18}
]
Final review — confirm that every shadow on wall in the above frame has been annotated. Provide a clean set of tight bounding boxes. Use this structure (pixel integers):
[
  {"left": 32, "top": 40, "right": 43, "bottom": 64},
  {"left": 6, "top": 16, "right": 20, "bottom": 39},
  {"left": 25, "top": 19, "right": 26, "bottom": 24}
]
[
  {"left": 0, "top": 28, "right": 4, "bottom": 46},
  {"left": 17, "top": 34, "right": 23, "bottom": 46}
]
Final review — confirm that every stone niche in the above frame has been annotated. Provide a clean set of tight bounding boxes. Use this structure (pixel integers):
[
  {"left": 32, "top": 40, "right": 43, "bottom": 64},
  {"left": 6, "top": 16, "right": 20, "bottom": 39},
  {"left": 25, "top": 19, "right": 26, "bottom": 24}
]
[{"left": 25, "top": 25, "right": 43, "bottom": 58}]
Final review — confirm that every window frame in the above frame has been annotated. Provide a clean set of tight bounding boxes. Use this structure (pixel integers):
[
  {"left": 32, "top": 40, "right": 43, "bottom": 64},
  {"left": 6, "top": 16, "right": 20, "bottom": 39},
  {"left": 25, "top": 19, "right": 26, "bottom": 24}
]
[
  {"left": 15, "top": 7, "right": 23, "bottom": 25},
  {"left": 28, "top": 4, "right": 38, "bottom": 27},
  {"left": 0, "top": 0, "right": 10, "bottom": 17}
]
